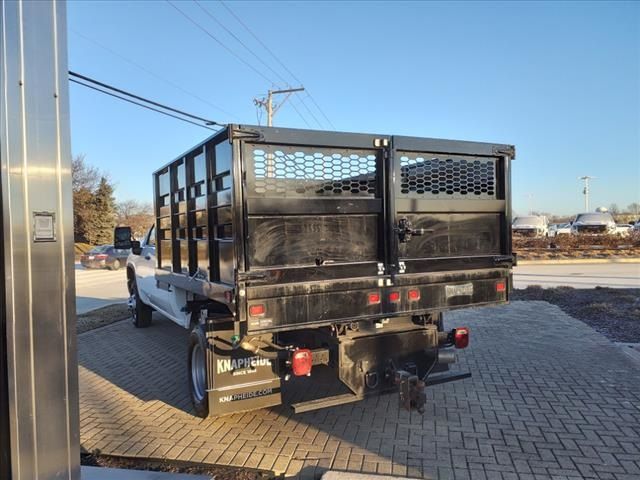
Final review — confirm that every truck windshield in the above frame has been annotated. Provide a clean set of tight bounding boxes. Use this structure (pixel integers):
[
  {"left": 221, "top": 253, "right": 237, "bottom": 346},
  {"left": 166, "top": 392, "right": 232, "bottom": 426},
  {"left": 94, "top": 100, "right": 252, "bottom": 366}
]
[
  {"left": 575, "top": 214, "right": 613, "bottom": 223},
  {"left": 513, "top": 216, "right": 544, "bottom": 226}
]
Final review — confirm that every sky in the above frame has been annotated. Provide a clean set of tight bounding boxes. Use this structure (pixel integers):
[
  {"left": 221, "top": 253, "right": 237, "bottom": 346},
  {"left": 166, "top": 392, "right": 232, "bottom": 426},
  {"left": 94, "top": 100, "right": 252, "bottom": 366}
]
[{"left": 67, "top": 0, "right": 640, "bottom": 216}]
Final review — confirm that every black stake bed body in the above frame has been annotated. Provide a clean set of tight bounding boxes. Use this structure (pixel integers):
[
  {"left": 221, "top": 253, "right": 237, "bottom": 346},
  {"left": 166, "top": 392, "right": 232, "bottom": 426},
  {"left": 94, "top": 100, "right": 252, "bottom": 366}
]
[{"left": 151, "top": 125, "right": 515, "bottom": 416}]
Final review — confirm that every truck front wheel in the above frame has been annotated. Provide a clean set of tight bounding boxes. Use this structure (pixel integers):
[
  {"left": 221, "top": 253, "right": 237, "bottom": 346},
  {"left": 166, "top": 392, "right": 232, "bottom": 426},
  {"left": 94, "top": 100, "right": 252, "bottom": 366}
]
[
  {"left": 188, "top": 325, "right": 209, "bottom": 418},
  {"left": 130, "top": 283, "right": 152, "bottom": 328}
]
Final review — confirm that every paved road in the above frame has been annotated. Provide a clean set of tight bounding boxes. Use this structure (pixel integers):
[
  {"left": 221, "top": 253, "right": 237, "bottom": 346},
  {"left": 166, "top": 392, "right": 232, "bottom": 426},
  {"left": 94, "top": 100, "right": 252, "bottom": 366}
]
[
  {"left": 513, "top": 263, "right": 640, "bottom": 289},
  {"left": 75, "top": 264, "right": 128, "bottom": 314},
  {"left": 78, "top": 302, "right": 640, "bottom": 479}
]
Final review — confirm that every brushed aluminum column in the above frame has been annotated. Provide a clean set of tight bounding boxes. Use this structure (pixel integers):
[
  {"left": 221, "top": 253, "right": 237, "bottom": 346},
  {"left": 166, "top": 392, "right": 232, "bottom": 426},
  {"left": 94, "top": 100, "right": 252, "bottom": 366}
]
[{"left": 0, "top": 1, "right": 80, "bottom": 479}]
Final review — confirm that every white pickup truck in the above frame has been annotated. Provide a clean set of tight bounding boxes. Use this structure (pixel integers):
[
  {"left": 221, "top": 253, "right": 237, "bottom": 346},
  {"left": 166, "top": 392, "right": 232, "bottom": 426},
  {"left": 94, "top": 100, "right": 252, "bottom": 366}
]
[{"left": 124, "top": 225, "right": 191, "bottom": 330}]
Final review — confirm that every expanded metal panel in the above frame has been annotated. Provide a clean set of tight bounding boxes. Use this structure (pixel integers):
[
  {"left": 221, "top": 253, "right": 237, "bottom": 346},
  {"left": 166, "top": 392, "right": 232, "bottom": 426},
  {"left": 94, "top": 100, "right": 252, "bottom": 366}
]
[
  {"left": 246, "top": 144, "right": 377, "bottom": 198},
  {"left": 399, "top": 153, "right": 496, "bottom": 199}
]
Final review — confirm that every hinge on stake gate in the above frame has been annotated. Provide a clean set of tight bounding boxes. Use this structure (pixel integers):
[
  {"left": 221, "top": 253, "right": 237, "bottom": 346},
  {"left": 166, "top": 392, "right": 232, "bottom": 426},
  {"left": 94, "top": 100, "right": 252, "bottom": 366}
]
[
  {"left": 493, "top": 145, "right": 516, "bottom": 159},
  {"left": 229, "top": 126, "right": 262, "bottom": 141},
  {"left": 373, "top": 138, "right": 389, "bottom": 147},
  {"left": 377, "top": 263, "right": 385, "bottom": 275},
  {"left": 398, "top": 262, "right": 406, "bottom": 274}
]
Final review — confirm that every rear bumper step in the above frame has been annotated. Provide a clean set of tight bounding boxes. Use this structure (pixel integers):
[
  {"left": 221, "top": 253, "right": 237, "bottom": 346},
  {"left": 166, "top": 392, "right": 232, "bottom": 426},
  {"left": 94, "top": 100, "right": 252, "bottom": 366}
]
[
  {"left": 291, "top": 393, "right": 363, "bottom": 413},
  {"left": 425, "top": 371, "right": 472, "bottom": 386}
]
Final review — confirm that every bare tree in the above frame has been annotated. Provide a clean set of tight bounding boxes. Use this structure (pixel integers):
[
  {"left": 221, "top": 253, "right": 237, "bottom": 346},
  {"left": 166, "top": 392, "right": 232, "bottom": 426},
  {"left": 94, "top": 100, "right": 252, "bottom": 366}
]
[{"left": 117, "top": 200, "right": 154, "bottom": 239}]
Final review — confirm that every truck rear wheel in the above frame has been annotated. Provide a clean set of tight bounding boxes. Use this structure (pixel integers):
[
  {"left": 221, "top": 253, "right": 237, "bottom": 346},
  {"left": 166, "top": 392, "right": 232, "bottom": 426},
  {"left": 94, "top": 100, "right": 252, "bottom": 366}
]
[
  {"left": 188, "top": 325, "right": 209, "bottom": 418},
  {"left": 130, "top": 283, "right": 152, "bottom": 328}
]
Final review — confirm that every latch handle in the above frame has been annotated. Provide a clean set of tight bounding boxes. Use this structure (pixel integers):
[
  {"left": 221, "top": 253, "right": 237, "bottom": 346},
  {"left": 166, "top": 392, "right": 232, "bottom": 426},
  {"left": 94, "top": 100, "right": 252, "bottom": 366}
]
[{"left": 395, "top": 218, "right": 432, "bottom": 243}]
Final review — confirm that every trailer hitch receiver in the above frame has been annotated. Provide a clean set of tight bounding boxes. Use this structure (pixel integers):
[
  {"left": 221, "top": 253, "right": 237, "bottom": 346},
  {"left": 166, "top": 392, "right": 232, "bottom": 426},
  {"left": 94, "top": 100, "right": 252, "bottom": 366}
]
[{"left": 395, "top": 370, "right": 426, "bottom": 414}]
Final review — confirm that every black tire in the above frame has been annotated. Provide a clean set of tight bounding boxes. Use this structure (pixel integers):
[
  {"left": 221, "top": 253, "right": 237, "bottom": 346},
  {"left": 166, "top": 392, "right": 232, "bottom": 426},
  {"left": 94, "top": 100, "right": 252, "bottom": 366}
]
[
  {"left": 110, "top": 259, "right": 121, "bottom": 271},
  {"left": 130, "top": 282, "right": 152, "bottom": 328},
  {"left": 188, "top": 325, "right": 209, "bottom": 418}
]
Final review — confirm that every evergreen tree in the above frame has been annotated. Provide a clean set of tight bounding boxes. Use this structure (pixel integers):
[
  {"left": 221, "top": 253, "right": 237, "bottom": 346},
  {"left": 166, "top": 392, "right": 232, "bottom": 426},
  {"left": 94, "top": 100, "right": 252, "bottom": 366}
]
[
  {"left": 72, "top": 155, "right": 100, "bottom": 244},
  {"left": 92, "top": 177, "right": 117, "bottom": 245}
]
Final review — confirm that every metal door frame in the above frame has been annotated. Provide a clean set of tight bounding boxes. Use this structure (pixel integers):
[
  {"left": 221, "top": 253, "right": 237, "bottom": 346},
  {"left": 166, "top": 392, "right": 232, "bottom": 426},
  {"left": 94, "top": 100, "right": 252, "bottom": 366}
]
[
  {"left": 387, "top": 135, "right": 514, "bottom": 274},
  {"left": 233, "top": 125, "right": 390, "bottom": 280}
]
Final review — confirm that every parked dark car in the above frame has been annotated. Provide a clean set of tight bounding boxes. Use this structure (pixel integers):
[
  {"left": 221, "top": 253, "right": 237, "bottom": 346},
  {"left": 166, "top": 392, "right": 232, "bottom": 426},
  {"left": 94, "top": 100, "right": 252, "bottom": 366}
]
[{"left": 80, "top": 245, "right": 129, "bottom": 270}]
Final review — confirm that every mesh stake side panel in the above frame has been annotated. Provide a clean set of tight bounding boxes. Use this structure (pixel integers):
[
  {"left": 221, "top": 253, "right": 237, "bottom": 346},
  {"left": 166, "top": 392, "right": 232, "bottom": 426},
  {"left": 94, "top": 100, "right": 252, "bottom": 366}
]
[
  {"left": 399, "top": 153, "right": 497, "bottom": 199},
  {"left": 246, "top": 144, "right": 378, "bottom": 198}
]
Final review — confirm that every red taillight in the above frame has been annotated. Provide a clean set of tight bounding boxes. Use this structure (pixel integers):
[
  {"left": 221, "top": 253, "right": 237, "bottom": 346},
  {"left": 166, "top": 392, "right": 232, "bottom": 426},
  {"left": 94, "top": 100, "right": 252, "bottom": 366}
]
[
  {"left": 389, "top": 291, "right": 400, "bottom": 303},
  {"left": 496, "top": 281, "right": 506, "bottom": 292},
  {"left": 95, "top": 254, "right": 108, "bottom": 260},
  {"left": 249, "top": 304, "right": 265, "bottom": 317},
  {"left": 368, "top": 292, "right": 381, "bottom": 305},
  {"left": 408, "top": 289, "right": 420, "bottom": 301},
  {"left": 291, "top": 348, "right": 312, "bottom": 376},
  {"left": 454, "top": 327, "right": 470, "bottom": 349}
]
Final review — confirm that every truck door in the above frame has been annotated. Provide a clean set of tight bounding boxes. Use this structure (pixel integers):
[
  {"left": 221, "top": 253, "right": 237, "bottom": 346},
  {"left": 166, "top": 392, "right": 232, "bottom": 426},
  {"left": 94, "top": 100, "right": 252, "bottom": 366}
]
[
  {"left": 387, "top": 136, "right": 511, "bottom": 275},
  {"left": 137, "top": 225, "right": 170, "bottom": 309}
]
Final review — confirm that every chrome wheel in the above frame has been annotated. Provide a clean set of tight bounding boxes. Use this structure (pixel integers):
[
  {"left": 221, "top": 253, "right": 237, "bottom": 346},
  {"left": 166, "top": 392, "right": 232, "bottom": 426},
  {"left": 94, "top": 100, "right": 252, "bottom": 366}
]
[
  {"left": 191, "top": 341, "right": 207, "bottom": 403},
  {"left": 128, "top": 293, "right": 137, "bottom": 322}
]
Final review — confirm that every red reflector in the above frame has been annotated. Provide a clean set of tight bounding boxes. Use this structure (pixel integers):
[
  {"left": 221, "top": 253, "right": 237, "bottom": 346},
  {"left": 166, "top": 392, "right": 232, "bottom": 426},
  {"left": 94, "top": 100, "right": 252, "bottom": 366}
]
[
  {"left": 408, "top": 289, "right": 420, "bottom": 300},
  {"left": 291, "top": 348, "right": 312, "bottom": 376},
  {"left": 95, "top": 254, "right": 108, "bottom": 259},
  {"left": 496, "top": 281, "right": 506, "bottom": 292},
  {"left": 368, "top": 292, "right": 381, "bottom": 305},
  {"left": 389, "top": 291, "right": 400, "bottom": 302},
  {"left": 454, "top": 327, "right": 470, "bottom": 349},
  {"left": 249, "top": 304, "right": 265, "bottom": 316}
]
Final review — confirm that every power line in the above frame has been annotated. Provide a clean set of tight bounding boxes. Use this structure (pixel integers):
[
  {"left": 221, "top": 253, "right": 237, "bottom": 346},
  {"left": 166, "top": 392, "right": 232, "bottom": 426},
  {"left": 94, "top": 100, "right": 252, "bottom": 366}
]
[
  {"left": 69, "top": 79, "right": 218, "bottom": 131},
  {"left": 167, "top": 0, "right": 314, "bottom": 128},
  {"left": 288, "top": 97, "right": 313, "bottom": 128},
  {"left": 69, "top": 71, "right": 225, "bottom": 127},
  {"left": 299, "top": 93, "right": 324, "bottom": 128},
  {"left": 219, "top": 0, "right": 302, "bottom": 86},
  {"left": 193, "top": 0, "right": 291, "bottom": 87},
  {"left": 219, "top": 0, "right": 335, "bottom": 129},
  {"left": 70, "top": 28, "right": 239, "bottom": 120},
  {"left": 166, "top": 0, "right": 275, "bottom": 86}
]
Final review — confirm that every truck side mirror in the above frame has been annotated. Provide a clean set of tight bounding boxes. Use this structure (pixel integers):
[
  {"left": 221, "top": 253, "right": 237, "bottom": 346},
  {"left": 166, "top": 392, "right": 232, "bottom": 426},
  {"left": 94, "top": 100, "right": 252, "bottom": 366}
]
[
  {"left": 114, "top": 226, "right": 133, "bottom": 250},
  {"left": 131, "top": 241, "right": 142, "bottom": 256}
]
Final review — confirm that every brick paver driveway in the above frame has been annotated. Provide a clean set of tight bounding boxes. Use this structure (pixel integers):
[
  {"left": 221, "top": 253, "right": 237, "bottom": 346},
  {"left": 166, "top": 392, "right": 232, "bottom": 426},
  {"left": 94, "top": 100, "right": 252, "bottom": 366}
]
[{"left": 79, "top": 302, "right": 640, "bottom": 479}]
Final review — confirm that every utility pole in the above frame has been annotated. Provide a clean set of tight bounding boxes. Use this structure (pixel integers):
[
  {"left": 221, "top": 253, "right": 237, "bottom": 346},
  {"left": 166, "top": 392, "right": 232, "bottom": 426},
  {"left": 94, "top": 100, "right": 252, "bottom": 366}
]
[
  {"left": 526, "top": 193, "right": 534, "bottom": 215},
  {"left": 254, "top": 86, "right": 304, "bottom": 126},
  {"left": 578, "top": 176, "right": 596, "bottom": 212}
]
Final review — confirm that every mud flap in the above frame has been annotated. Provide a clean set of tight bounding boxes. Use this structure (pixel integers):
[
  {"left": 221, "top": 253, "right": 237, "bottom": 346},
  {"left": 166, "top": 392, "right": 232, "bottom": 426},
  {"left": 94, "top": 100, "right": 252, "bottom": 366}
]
[{"left": 205, "top": 319, "right": 282, "bottom": 416}]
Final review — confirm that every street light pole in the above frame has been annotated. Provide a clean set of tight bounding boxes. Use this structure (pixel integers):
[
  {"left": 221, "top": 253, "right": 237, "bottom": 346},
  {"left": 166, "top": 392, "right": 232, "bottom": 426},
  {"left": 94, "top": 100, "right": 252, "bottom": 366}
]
[{"left": 578, "top": 176, "right": 596, "bottom": 212}]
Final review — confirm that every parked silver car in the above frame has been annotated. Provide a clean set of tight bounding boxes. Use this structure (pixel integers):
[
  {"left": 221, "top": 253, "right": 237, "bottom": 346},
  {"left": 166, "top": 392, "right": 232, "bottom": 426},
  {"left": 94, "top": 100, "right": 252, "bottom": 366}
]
[
  {"left": 512, "top": 216, "right": 548, "bottom": 237},
  {"left": 548, "top": 223, "right": 571, "bottom": 238},
  {"left": 570, "top": 212, "right": 616, "bottom": 235}
]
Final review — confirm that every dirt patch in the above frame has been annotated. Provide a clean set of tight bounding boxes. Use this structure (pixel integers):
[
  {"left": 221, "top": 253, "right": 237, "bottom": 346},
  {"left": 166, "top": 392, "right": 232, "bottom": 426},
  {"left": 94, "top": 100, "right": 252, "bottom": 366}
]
[
  {"left": 513, "top": 286, "right": 640, "bottom": 342},
  {"left": 77, "top": 303, "right": 129, "bottom": 334},
  {"left": 81, "top": 453, "right": 276, "bottom": 480}
]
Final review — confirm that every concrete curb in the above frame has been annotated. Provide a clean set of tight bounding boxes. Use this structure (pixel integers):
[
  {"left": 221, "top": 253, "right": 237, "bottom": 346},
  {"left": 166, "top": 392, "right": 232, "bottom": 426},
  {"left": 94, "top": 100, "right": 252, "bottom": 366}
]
[
  {"left": 617, "top": 343, "right": 640, "bottom": 366},
  {"left": 322, "top": 473, "right": 421, "bottom": 480},
  {"left": 82, "top": 466, "right": 213, "bottom": 480},
  {"left": 517, "top": 258, "right": 640, "bottom": 265}
]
